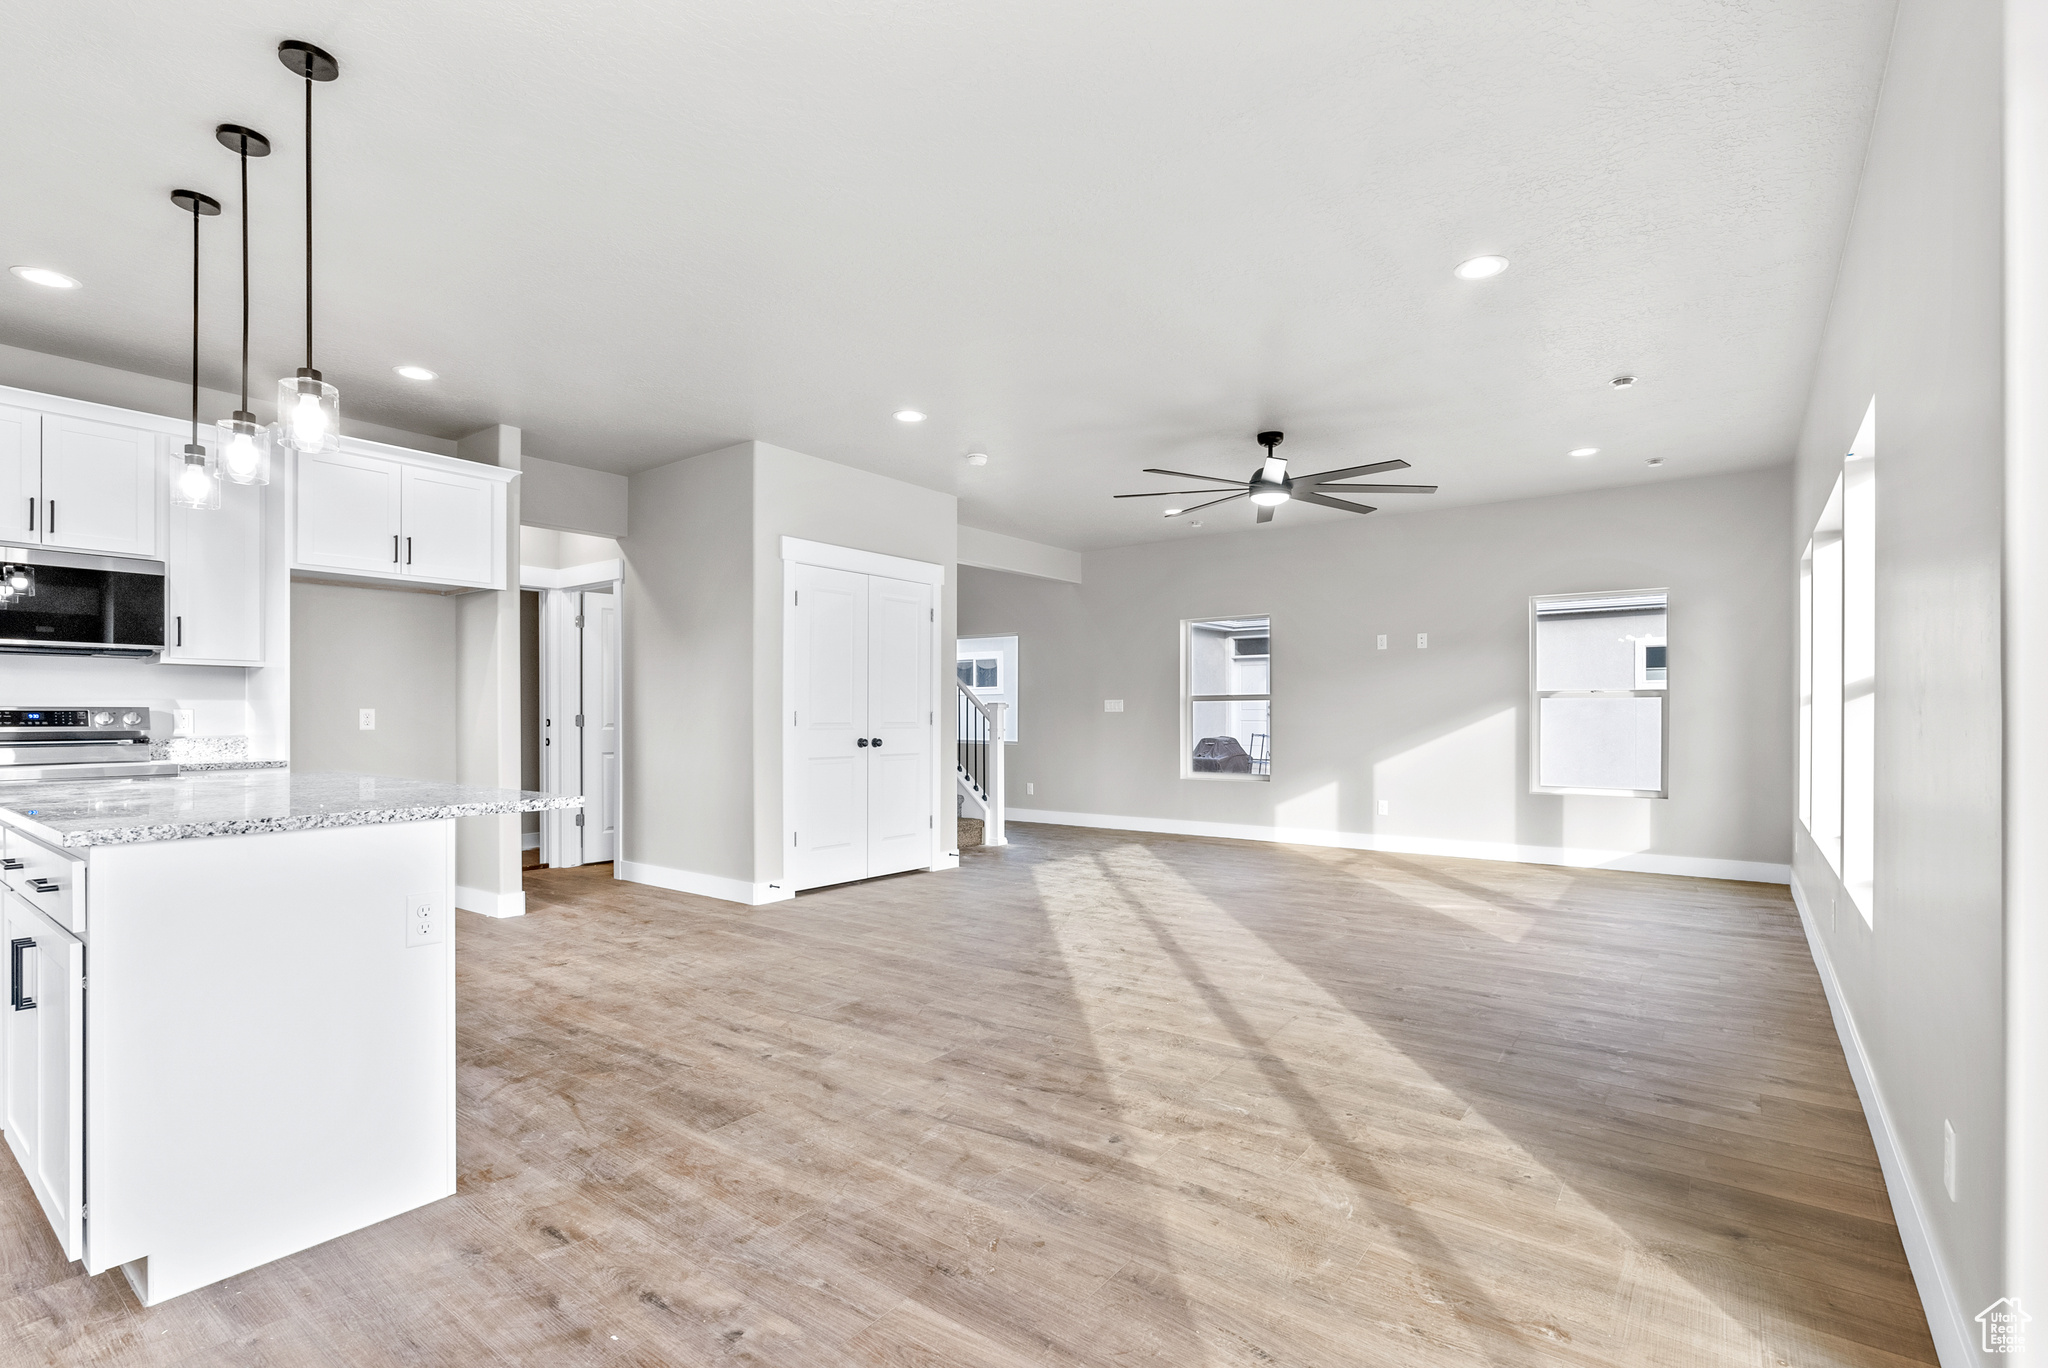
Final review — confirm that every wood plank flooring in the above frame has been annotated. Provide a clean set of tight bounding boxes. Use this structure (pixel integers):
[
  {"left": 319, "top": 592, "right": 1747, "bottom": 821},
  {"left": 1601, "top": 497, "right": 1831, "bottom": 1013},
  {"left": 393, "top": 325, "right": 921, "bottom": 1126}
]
[{"left": 0, "top": 825, "right": 1936, "bottom": 1366}]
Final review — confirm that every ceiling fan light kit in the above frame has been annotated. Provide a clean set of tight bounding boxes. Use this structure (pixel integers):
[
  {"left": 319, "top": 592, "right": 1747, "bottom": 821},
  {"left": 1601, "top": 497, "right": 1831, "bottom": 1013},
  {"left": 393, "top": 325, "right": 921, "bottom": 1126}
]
[{"left": 1117, "top": 430, "right": 1439, "bottom": 526}]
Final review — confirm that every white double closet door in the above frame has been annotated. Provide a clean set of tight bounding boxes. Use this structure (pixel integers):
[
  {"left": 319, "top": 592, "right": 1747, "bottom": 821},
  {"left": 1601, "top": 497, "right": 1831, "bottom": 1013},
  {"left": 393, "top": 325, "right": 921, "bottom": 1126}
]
[{"left": 791, "top": 563, "right": 934, "bottom": 890}]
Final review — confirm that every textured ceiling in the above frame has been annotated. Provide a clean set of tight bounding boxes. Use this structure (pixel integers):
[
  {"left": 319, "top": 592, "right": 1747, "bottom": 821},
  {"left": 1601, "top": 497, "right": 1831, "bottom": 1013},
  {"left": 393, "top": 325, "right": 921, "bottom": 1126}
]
[{"left": 1, "top": 1, "right": 1894, "bottom": 549}]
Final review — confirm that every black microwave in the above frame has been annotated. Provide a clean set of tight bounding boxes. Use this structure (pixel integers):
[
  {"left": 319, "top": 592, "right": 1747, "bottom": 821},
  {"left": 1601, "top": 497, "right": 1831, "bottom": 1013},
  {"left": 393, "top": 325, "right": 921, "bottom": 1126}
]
[{"left": 0, "top": 548, "right": 164, "bottom": 658}]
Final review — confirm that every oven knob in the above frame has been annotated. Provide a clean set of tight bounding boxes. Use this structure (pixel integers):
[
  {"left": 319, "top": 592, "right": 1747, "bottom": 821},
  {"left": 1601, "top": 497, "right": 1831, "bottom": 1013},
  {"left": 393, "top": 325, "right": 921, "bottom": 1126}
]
[
  {"left": 121, "top": 711, "right": 142, "bottom": 727},
  {"left": 92, "top": 710, "right": 114, "bottom": 727}
]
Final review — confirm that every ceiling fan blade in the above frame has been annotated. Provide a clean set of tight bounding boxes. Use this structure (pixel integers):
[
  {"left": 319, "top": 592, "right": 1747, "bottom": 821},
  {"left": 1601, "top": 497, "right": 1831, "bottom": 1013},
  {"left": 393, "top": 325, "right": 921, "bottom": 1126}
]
[
  {"left": 1169, "top": 491, "right": 1249, "bottom": 515},
  {"left": 1142, "top": 468, "right": 1248, "bottom": 486},
  {"left": 1293, "top": 491, "right": 1378, "bottom": 515},
  {"left": 1256, "top": 504, "right": 1275, "bottom": 525},
  {"left": 1114, "top": 488, "right": 1241, "bottom": 498},
  {"left": 1310, "top": 483, "right": 1438, "bottom": 494},
  {"left": 1298, "top": 458, "right": 1411, "bottom": 483}
]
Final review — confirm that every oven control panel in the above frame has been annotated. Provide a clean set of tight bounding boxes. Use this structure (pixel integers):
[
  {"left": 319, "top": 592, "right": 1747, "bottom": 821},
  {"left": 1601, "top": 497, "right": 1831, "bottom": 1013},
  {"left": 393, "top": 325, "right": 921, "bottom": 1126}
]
[{"left": 0, "top": 707, "right": 152, "bottom": 730}]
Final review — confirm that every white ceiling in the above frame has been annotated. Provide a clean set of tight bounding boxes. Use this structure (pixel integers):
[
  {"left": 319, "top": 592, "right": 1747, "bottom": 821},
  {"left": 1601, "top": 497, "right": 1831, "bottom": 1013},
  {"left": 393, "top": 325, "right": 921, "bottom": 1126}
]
[{"left": 1, "top": 1, "right": 1894, "bottom": 550}]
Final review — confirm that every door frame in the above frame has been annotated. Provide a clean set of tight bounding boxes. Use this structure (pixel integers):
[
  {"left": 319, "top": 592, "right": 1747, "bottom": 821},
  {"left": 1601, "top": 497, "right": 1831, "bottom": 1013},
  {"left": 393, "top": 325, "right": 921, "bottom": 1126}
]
[
  {"left": 780, "top": 536, "right": 953, "bottom": 895},
  {"left": 522, "top": 556, "right": 624, "bottom": 870}
]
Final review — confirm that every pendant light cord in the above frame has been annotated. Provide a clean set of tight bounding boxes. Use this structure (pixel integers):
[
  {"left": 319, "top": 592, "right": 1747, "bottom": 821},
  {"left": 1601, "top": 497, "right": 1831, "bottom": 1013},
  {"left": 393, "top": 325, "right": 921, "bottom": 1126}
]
[
  {"left": 303, "top": 73, "right": 314, "bottom": 372},
  {"left": 240, "top": 142, "right": 250, "bottom": 413},
  {"left": 190, "top": 202, "right": 200, "bottom": 446}
]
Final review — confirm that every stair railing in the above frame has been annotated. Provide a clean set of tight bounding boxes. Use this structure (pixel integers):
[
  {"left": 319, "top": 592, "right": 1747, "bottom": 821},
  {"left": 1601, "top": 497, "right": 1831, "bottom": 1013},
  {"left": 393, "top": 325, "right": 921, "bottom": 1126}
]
[{"left": 956, "top": 680, "right": 1007, "bottom": 846}]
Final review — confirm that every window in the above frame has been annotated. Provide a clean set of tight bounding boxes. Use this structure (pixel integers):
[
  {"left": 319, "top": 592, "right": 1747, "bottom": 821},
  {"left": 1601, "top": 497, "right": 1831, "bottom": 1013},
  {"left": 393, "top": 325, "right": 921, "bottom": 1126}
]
[
  {"left": 1531, "top": 591, "right": 1668, "bottom": 796},
  {"left": 1185, "top": 616, "right": 1270, "bottom": 779},
  {"left": 1801, "top": 400, "right": 1875, "bottom": 922},
  {"left": 956, "top": 634, "right": 1018, "bottom": 741}
]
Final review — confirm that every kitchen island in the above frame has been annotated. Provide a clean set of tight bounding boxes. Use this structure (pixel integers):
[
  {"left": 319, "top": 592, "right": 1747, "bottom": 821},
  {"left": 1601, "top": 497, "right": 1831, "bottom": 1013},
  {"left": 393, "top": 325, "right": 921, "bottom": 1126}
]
[{"left": 0, "top": 769, "right": 579, "bottom": 1306}]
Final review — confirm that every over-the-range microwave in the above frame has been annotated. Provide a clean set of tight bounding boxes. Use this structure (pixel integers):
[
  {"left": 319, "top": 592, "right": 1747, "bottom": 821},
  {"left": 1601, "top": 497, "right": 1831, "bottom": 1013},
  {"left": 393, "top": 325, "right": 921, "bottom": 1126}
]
[{"left": 0, "top": 546, "right": 164, "bottom": 659}]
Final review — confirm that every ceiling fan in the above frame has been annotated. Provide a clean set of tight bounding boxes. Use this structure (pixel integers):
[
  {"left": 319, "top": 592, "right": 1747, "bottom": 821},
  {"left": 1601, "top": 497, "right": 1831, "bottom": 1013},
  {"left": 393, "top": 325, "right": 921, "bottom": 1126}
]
[{"left": 1116, "top": 431, "right": 1437, "bottom": 524}]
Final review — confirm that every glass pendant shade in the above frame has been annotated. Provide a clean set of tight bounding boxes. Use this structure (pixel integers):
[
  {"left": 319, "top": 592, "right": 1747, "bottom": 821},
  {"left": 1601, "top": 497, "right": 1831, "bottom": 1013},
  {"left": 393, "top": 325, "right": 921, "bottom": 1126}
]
[
  {"left": 170, "top": 443, "right": 222, "bottom": 510},
  {"left": 278, "top": 368, "right": 339, "bottom": 453},
  {"left": 216, "top": 411, "right": 272, "bottom": 485}
]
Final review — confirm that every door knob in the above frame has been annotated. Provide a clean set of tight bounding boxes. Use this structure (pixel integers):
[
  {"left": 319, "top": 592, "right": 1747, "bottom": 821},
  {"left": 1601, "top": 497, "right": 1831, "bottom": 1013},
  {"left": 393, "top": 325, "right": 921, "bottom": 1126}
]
[{"left": 856, "top": 738, "right": 870, "bottom": 747}]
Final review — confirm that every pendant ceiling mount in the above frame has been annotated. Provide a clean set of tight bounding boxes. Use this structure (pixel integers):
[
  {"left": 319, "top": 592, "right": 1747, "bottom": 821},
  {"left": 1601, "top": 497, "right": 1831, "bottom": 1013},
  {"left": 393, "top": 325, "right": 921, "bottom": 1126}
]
[
  {"left": 169, "top": 189, "right": 221, "bottom": 217},
  {"left": 213, "top": 124, "right": 271, "bottom": 157},
  {"left": 277, "top": 39, "right": 339, "bottom": 82}
]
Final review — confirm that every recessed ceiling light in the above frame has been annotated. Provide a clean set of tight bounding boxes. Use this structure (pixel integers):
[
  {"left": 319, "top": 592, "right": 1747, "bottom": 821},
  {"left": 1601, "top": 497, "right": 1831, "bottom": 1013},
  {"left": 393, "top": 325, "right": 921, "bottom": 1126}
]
[
  {"left": 1646, "top": 457, "right": 1665, "bottom": 467},
  {"left": 1570, "top": 447, "right": 1599, "bottom": 457},
  {"left": 1454, "top": 255, "right": 1509, "bottom": 280},
  {"left": 1187, "top": 520, "right": 1203, "bottom": 528},
  {"left": 11, "top": 266, "right": 80, "bottom": 290},
  {"left": 894, "top": 409, "right": 926, "bottom": 423},
  {"left": 965, "top": 452, "right": 988, "bottom": 466},
  {"left": 393, "top": 365, "right": 437, "bottom": 381},
  {"left": 1610, "top": 375, "right": 1636, "bottom": 389}
]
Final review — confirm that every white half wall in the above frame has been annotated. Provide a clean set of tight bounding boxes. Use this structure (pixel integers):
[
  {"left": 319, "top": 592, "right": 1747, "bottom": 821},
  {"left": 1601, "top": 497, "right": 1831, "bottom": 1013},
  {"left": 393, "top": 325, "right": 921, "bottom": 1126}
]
[{"left": 958, "top": 466, "right": 1793, "bottom": 880}]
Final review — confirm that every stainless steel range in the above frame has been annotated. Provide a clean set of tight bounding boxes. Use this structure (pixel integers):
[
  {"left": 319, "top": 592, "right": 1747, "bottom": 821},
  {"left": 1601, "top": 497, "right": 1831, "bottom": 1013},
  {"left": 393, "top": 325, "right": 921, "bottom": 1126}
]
[{"left": 0, "top": 706, "right": 180, "bottom": 782}]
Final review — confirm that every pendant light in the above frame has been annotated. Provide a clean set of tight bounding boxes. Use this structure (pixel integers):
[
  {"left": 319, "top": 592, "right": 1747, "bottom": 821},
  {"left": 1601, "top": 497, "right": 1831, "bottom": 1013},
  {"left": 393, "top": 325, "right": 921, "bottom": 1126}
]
[
  {"left": 170, "top": 189, "right": 223, "bottom": 510},
  {"left": 214, "top": 123, "right": 272, "bottom": 484},
  {"left": 276, "top": 39, "right": 340, "bottom": 453}
]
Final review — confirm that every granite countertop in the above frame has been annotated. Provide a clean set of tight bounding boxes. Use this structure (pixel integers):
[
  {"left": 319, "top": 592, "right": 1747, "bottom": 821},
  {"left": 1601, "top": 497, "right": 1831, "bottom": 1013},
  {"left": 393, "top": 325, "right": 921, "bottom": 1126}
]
[{"left": 0, "top": 770, "right": 581, "bottom": 849}]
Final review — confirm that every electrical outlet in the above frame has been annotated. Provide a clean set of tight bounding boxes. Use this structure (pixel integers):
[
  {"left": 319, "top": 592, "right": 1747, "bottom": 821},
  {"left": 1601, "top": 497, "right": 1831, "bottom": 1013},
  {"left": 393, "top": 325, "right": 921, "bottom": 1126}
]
[
  {"left": 1104, "top": 699, "right": 1124, "bottom": 712},
  {"left": 1944, "top": 1120, "right": 1957, "bottom": 1200},
  {"left": 1377, "top": 799, "right": 1389, "bottom": 816},
  {"left": 173, "top": 709, "right": 194, "bottom": 735},
  {"left": 359, "top": 708, "right": 376, "bottom": 731},
  {"left": 1416, "top": 633, "right": 1428, "bottom": 649},
  {"left": 406, "top": 893, "right": 442, "bottom": 948},
  {"left": 1027, "top": 783, "right": 1035, "bottom": 795},
  {"left": 1376, "top": 634, "right": 1387, "bottom": 650}
]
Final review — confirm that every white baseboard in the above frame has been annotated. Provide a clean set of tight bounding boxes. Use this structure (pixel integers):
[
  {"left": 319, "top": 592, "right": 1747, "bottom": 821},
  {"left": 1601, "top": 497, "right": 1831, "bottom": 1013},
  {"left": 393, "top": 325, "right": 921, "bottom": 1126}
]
[
  {"left": 617, "top": 859, "right": 796, "bottom": 907},
  {"left": 456, "top": 884, "right": 526, "bottom": 918},
  {"left": 1789, "top": 876, "right": 1975, "bottom": 1368},
  {"left": 520, "top": 831, "right": 541, "bottom": 851},
  {"left": 1004, "top": 808, "right": 1791, "bottom": 884}
]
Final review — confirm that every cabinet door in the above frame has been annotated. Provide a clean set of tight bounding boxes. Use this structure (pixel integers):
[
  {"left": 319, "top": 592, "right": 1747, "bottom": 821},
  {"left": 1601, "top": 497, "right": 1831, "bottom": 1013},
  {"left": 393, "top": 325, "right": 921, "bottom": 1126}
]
[
  {"left": 40, "top": 415, "right": 157, "bottom": 557},
  {"left": 2, "top": 892, "right": 85, "bottom": 1261},
  {"left": 400, "top": 465, "right": 497, "bottom": 586},
  {"left": 0, "top": 407, "right": 38, "bottom": 545},
  {"left": 296, "top": 450, "right": 404, "bottom": 575},
  {"left": 164, "top": 474, "right": 264, "bottom": 665}
]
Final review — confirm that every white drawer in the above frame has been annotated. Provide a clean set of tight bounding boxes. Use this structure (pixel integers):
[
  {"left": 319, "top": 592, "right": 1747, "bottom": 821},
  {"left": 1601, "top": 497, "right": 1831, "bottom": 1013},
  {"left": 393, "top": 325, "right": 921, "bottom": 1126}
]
[{"left": 0, "top": 827, "right": 83, "bottom": 937}]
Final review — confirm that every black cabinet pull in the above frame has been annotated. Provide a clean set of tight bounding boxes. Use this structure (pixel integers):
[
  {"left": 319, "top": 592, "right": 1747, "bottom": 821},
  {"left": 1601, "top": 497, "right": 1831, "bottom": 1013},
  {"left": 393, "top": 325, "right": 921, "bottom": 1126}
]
[
  {"left": 871, "top": 737, "right": 884, "bottom": 747},
  {"left": 392, "top": 534, "right": 400, "bottom": 563},
  {"left": 10, "top": 937, "right": 34, "bottom": 1011},
  {"left": 26, "top": 877, "right": 58, "bottom": 895},
  {"left": 175, "top": 615, "right": 182, "bottom": 648},
  {"left": 856, "top": 737, "right": 870, "bottom": 747},
  {"left": 25, "top": 497, "right": 33, "bottom": 532},
  {"left": 46, "top": 501, "right": 55, "bottom": 535},
  {"left": 405, "top": 536, "right": 413, "bottom": 565},
  {"left": 0, "top": 858, "right": 20, "bottom": 871}
]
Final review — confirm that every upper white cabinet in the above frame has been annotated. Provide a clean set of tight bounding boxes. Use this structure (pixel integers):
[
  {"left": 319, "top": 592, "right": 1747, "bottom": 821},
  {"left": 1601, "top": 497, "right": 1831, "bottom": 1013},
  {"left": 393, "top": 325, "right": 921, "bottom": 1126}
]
[
  {"left": 163, "top": 474, "right": 265, "bottom": 666},
  {"left": 0, "top": 409, "right": 158, "bottom": 558},
  {"left": 293, "top": 445, "right": 509, "bottom": 590}
]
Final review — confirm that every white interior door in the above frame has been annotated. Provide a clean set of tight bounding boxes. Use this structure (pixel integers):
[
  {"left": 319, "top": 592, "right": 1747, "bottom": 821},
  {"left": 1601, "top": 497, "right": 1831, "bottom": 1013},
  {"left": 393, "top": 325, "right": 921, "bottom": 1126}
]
[
  {"left": 866, "top": 575, "right": 934, "bottom": 877},
  {"left": 40, "top": 415, "right": 156, "bottom": 557},
  {"left": 2, "top": 891, "right": 85, "bottom": 1261},
  {"left": 0, "top": 407, "right": 39, "bottom": 545},
  {"left": 790, "top": 563, "right": 870, "bottom": 890},
  {"left": 579, "top": 589, "right": 620, "bottom": 862}
]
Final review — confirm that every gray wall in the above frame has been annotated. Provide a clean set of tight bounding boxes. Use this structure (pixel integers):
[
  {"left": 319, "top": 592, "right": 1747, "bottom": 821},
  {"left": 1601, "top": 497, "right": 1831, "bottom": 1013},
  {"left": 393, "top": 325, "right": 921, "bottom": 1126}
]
[
  {"left": 520, "top": 455, "right": 628, "bottom": 538},
  {"left": 621, "top": 445, "right": 757, "bottom": 883},
  {"left": 290, "top": 582, "right": 460, "bottom": 780},
  {"left": 960, "top": 466, "right": 1792, "bottom": 873},
  {"left": 1788, "top": 0, "right": 2005, "bottom": 1348}
]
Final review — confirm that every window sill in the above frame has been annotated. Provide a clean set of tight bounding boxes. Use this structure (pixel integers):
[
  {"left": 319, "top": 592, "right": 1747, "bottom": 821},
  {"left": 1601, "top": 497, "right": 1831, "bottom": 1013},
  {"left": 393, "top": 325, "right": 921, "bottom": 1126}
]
[{"left": 1182, "top": 772, "right": 1270, "bottom": 783}]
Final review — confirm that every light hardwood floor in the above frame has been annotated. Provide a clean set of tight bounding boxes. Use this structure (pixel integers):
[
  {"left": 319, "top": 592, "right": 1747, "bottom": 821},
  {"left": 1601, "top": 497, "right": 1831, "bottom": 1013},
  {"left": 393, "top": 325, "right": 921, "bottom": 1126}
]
[{"left": 0, "top": 825, "right": 1935, "bottom": 1366}]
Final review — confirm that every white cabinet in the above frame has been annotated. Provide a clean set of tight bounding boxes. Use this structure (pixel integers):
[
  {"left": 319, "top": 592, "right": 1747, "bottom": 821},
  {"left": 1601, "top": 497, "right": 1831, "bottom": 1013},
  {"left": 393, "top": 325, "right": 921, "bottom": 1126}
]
[
  {"left": 399, "top": 465, "right": 495, "bottom": 584},
  {"left": 0, "top": 405, "right": 36, "bottom": 544},
  {"left": 0, "top": 408, "right": 158, "bottom": 558},
  {"left": 41, "top": 415, "right": 158, "bottom": 558},
  {"left": 2, "top": 889, "right": 85, "bottom": 1262},
  {"left": 164, "top": 474, "right": 265, "bottom": 666},
  {"left": 293, "top": 447, "right": 507, "bottom": 590}
]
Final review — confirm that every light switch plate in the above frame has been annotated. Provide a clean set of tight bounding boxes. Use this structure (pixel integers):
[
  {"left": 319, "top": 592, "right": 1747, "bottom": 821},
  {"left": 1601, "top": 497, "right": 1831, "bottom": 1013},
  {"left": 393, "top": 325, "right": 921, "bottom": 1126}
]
[
  {"left": 1377, "top": 799, "right": 1389, "bottom": 815},
  {"left": 406, "top": 893, "right": 442, "bottom": 948},
  {"left": 359, "top": 708, "right": 376, "bottom": 731},
  {"left": 1104, "top": 700, "right": 1124, "bottom": 712}
]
